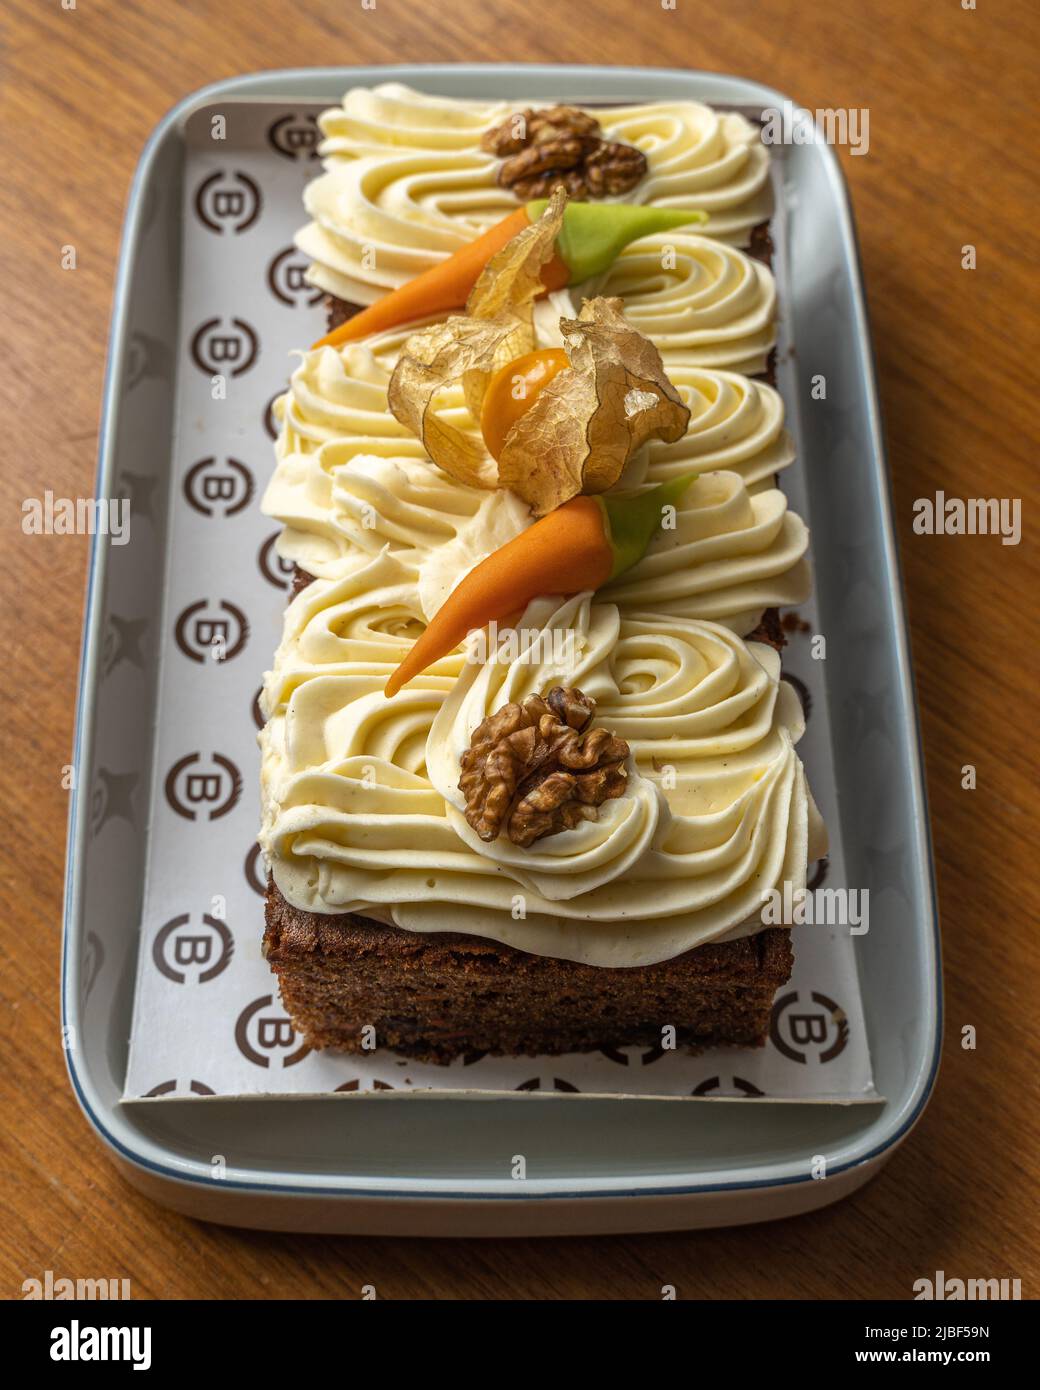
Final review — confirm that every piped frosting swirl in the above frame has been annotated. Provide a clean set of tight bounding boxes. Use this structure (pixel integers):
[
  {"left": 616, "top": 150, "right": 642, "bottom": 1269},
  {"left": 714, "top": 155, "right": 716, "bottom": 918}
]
[
  {"left": 260, "top": 559, "right": 826, "bottom": 967},
  {"left": 298, "top": 83, "right": 772, "bottom": 307}
]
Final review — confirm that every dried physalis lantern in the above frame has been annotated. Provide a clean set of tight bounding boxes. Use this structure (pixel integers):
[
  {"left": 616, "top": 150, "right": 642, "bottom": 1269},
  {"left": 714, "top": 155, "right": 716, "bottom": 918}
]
[
  {"left": 491, "top": 297, "right": 690, "bottom": 514},
  {"left": 387, "top": 193, "right": 690, "bottom": 513},
  {"left": 386, "top": 187, "right": 570, "bottom": 491}
]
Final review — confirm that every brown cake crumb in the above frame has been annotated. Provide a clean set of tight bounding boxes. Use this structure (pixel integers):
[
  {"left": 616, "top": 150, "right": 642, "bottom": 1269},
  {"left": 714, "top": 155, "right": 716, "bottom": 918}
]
[
  {"left": 264, "top": 881, "right": 792, "bottom": 1062},
  {"left": 747, "top": 607, "right": 786, "bottom": 650},
  {"left": 781, "top": 611, "right": 812, "bottom": 634}
]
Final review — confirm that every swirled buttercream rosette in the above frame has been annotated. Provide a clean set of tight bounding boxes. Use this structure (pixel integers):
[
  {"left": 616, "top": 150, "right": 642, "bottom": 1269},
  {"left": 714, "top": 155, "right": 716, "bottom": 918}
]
[
  {"left": 262, "top": 575, "right": 826, "bottom": 966},
  {"left": 298, "top": 86, "right": 771, "bottom": 305}
]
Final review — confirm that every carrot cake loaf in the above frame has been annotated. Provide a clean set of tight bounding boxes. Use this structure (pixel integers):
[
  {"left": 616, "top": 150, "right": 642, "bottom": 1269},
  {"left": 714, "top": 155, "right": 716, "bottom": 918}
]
[{"left": 258, "top": 97, "right": 825, "bottom": 1061}]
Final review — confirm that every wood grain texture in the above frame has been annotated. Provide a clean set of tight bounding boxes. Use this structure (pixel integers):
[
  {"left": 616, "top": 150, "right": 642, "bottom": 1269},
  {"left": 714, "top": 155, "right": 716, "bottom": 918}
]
[{"left": 1, "top": 0, "right": 1037, "bottom": 1300}]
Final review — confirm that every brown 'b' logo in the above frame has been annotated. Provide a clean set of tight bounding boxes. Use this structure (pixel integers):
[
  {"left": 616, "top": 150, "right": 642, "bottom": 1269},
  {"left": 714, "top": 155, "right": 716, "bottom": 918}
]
[
  {"left": 144, "top": 1079, "right": 215, "bottom": 1097},
  {"left": 190, "top": 317, "right": 259, "bottom": 377},
  {"left": 174, "top": 599, "right": 249, "bottom": 663},
  {"left": 235, "top": 995, "right": 310, "bottom": 1068},
  {"left": 152, "top": 913, "right": 234, "bottom": 984},
  {"left": 267, "top": 112, "right": 321, "bottom": 161},
  {"left": 262, "top": 391, "right": 283, "bottom": 442},
  {"left": 183, "top": 456, "right": 254, "bottom": 518},
  {"left": 258, "top": 531, "right": 295, "bottom": 590},
  {"left": 770, "top": 990, "right": 849, "bottom": 1064},
  {"left": 193, "top": 170, "right": 262, "bottom": 234},
  {"left": 267, "top": 246, "right": 323, "bottom": 307},
  {"left": 244, "top": 841, "right": 266, "bottom": 897},
  {"left": 691, "top": 1075, "right": 765, "bottom": 1097},
  {"left": 784, "top": 673, "right": 812, "bottom": 722},
  {"left": 164, "top": 752, "right": 242, "bottom": 821}
]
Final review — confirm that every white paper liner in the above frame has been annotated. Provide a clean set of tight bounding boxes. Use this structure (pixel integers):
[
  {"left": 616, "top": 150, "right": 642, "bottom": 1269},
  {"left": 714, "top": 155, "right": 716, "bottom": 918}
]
[{"left": 122, "top": 99, "right": 879, "bottom": 1104}]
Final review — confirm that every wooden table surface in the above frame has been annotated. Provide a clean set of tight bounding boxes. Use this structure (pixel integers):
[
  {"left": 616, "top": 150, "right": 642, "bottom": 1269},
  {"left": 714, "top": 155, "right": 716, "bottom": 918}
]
[{"left": 2, "top": 0, "right": 1037, "bottom": 1300}]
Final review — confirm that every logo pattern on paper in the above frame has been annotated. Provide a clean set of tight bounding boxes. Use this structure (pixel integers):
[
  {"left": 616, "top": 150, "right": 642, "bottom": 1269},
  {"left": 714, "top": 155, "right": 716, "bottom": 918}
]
[
  {"left": 190, "top": 317, "right": 259, "bottom": 377},
  {"left": 194, "top": 170, "right": 262, "bottom": 234},
  {"left": 691, "top": 1076, "right": 765, "bottom": 1097},
  {"left": 262, "top": 390, "right": 282, "bottom": 441},
  {"left": 164, "top": 753, "right": 242, "bottom": 821},
  {"left": 770, "top": 990, "right": 850, "bottom": 1064},
  {"left": 267, "top": 112, "right": 321, "bottom": 161},
  {"left": 257, "top": 530, "right": 295, "bottom": 590},
  {"left": 267, "top": 246, "right": 323, "bottom": 307},
  {"left": 807, "top": 856, "right": 829, "bottom": 891},
  {"left": 235, "top": 994, "right": 310, "bottom": 1068},
  {"left": 144, "top": 1080, "right": 215, "bottom": 1097},
  {"left": 152, "top": 913, "right": 234, "bottom": 984},
  {"left": 784, "top": 672, "right": 812, "bottom": 721},
  {"left": 174, "top": 600, "right": 249, "bottom": 663},
  {"left": 244, "top": 842, "right": 266, "bottom": 896},
  {"left": 183, "top": 457, "right": 255, "bottom": 518}
]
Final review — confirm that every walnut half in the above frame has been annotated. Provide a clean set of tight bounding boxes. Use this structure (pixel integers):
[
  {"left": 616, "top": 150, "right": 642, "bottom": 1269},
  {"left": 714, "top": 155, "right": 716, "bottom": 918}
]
[
  {"left": 458, "top": 687, "right": 630, "bottom": 849},
  {"left": 480, "top": 104, "right": 602, "bottom": 156},
  {"left": 481, "top": 104, "right": 648, "bottom": 202}
]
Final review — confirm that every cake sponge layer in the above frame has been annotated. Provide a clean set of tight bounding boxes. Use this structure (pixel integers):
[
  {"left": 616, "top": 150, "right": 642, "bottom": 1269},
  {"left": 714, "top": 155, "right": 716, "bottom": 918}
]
[{"left": 264, "top": 880, "right": 792, "bottom": 1064}]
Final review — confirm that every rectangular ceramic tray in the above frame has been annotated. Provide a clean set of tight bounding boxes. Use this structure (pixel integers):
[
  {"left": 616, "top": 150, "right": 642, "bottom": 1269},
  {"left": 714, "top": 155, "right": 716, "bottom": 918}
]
[{"left": 63, "top": 64, "right": 941, "bottom": 1236}]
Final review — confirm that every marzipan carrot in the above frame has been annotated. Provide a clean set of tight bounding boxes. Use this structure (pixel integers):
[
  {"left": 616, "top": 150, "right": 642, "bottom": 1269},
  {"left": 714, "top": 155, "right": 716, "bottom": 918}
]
[
  {"left": 384, "top": 497, "right": 611, "bottom": 698},
  {"left": 313, "top": 200, "right": 705, "bottom": 351},
  {"left": 384, "top": 474, "right": 698, "bottom": 698},
  {"left": 312, "top": 208, "right": 538, "bottom": 350}
]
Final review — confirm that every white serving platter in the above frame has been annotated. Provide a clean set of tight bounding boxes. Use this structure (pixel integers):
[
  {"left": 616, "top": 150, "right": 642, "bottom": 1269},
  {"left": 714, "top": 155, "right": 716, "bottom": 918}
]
[{"left": 63, "top": 64, "right": 940, "bottom": 1235}]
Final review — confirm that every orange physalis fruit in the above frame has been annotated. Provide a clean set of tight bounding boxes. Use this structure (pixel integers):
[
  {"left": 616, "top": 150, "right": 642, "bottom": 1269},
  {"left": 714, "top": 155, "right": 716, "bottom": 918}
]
[{"left": 479, "top": 348, "right": 571, "bottom": 461}]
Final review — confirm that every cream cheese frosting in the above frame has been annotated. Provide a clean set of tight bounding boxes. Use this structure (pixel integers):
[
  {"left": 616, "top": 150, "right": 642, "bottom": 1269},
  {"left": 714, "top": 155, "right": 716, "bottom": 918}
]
[
  {"left": 641, "top": 367, "right": 794, "bottom": 488},
  {"left": 263, "top": 450, "right": 809, "bottom": 636},
  {"left": 268, "top": 351, "right": 793, "bottom": 540},
  {"left": 603, "top": 473, "right": 810, "bottom": 630},
  {"left": 264, "top": 450, "right": 531, "bottom": 592},
  {"left": 274, "top": 327, "right": 443, "bottom": 459},
  {"left": 298, "top": 83, "right": 772, "bottom": 306},
  {"left": 273, "top": 292, "right": 787, "bottom": 479},
  {"left": 595, "top": 232, "right": 776, "bottom": 377},
  {"left": 259, "top": 85, "right": 824, "bottom": 970},
  {"left": 260, "top": 561, "right": 826, "bottom": 967},
  {"left": 263, "top": 323, "right": 804, "bottom": 635},
  {"left": 298, "top": 222, "right": 776, "bottom": 382}
]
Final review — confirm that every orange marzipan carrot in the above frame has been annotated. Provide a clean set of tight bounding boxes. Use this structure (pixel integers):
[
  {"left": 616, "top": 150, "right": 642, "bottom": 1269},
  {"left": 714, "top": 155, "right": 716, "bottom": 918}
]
[
  {"left": 384, "top": 496, "right": 612, "bottom": 698},
  {"left": 313, "top": 207, "right": 567, "bottom": 350}
]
